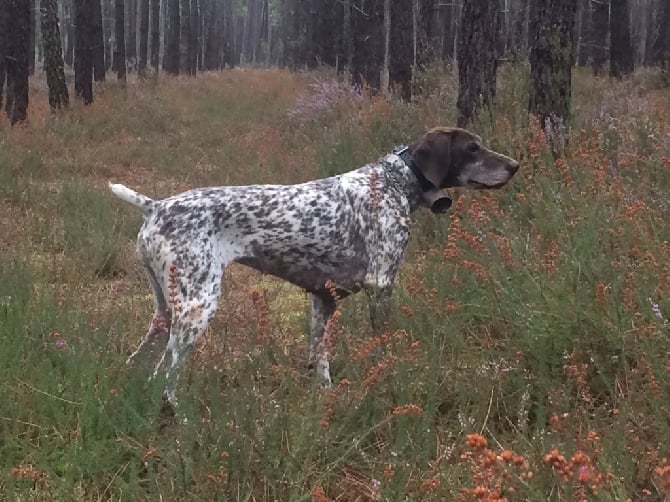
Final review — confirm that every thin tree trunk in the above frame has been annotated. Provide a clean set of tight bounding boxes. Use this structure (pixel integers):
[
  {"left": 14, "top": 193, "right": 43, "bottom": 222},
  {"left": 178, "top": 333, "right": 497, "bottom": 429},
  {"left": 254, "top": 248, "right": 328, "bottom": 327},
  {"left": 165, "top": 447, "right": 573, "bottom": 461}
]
[
  {"left": 528, "top": 0, "right": 578, "bottom": 134},
  {"left": 416, "top": 0, "right": 433, "bottom": 69},
  {"left": 610, "top": 0, "right": 634, "bottom": 77},
  {"left": 266, "top": 0, "right": 272, "bottom": 66},
  {"left": 0, "top": 2, "right": 7, "bottom": 109},
  {"left": 343, "top": 0, "right": 352, "bottom": 74},
  {"left": 381, "top": 0, "right": 390, "bottom": 95},
  {"left": 29, "top": 0, "right": 37, "bottom": 74},
  {"left": 514, "top": 0, "right": 529, "bottom": 57},
  {"left": 126, "top": 0, "right": 137, "bottom": 66},
  {"left": 103, "top": 0, "right": 113, "bottom": 71},
  {"left": 179, "top": 0, "right": 190, "bottom": 72},
  {"left": 189, "top": 0, "right": 198, "bottom": 74},
  {"left": 150, "top": 0, "right": 160, "bottom": 73},
  {"left": 138, "top": 0, "right": 150, "bottom": 75},
  {"left": 92, "top": 0, "right": 105, "bottom": 80},
  {"left": 388, "top": 0, "right": 412, "bottom": 99},
  {"left": 165, "top": 0, "right": 180, "bottom": 73},
  {"left": 575, "top": 0, "right": 586, "bottom": 65},
  {"left": 457, "top": 0, "right": 500, "bottom": 127},
  {"left": 241, "top": 0, "right": 251, "bottom": 64},
  {"left": 203, "top": 0, "right": 217, "bottom": 69},
  {"left": 590, "top": 0, "right": 609, "bottom": 75},
  {"left": 65, "top": 0, "right": 74, "bottom": 66},
  {"left": 160, "top": 0, "right": 167, "bottom": 67},
  {"left": 6, "top": 0, "right": 31, "bottom": 123},
  {"left": 74, "top": 0, "right": 93, "bottom": 103},
  {"left": 41, "top": 0, "right": 69, "bottom": 109},
  {"left": 114, "top": 0, "right": 127, "bottom": 82},
  {"left": 648, "top": 0, "right": 670, "bottom": 67},
  {"left": 412, "top": 0, "right": 418, "bottom": 68}
]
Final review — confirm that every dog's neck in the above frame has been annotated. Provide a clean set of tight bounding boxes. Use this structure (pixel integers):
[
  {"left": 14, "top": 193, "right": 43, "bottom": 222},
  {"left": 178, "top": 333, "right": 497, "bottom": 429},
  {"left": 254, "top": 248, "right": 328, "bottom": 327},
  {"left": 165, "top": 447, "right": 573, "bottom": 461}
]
[{"left": 390, "top": 147, "right": 452, "bottom": 214}]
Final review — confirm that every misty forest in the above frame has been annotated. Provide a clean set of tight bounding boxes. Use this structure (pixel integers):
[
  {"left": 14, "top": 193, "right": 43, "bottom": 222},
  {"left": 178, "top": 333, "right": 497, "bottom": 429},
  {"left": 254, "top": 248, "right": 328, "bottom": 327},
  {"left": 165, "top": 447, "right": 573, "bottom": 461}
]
[{"left": 1, "top": 0, "right": 670, "bottom": 499}]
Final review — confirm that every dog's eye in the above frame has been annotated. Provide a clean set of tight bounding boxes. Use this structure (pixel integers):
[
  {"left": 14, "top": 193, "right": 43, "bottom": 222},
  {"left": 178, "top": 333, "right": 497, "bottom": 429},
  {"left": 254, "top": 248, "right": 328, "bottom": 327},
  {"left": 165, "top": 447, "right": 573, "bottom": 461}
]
[{"left": 467, "top": 143, "right": 480, "bottom": 153}]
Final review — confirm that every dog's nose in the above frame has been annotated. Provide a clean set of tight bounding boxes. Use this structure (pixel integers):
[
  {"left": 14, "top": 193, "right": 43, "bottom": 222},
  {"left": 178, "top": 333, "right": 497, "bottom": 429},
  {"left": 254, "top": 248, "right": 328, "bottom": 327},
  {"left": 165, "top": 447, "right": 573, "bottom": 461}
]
[{"left": 506, "top": 161, "right": 520, "bottom": 175}]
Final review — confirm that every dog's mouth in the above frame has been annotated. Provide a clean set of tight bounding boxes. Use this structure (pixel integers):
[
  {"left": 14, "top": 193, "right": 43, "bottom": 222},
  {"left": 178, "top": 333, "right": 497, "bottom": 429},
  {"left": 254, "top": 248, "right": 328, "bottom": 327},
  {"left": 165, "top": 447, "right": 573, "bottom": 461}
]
[{"left": 467, "top": 180, "right": 507, "bottom": 189}]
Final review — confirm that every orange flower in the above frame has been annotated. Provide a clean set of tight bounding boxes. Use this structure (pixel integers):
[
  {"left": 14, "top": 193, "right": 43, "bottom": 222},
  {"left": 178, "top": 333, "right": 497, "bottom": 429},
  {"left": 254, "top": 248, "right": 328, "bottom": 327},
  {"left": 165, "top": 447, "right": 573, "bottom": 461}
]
[
  {"left": 445, "top": 300, "right": 461, "bottom": 314},
  {"left": 312, "top": 486, "right": 328, "bottom": 502},
  {"left": 419, "top": 476, "right": 440, "bottom": 492},
  {"left": 392, "top": 404, "right": 423, "bottom": 416},
  {"left": 465, "top": 433, "right": 488, "bottom": 450}
]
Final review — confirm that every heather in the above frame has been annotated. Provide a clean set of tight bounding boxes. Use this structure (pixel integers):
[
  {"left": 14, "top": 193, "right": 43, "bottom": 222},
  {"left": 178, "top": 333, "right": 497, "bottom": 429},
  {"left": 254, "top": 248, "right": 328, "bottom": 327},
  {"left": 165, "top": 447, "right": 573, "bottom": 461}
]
[{"left": 0, "top": 66, "right": 669, "bottom": 500}]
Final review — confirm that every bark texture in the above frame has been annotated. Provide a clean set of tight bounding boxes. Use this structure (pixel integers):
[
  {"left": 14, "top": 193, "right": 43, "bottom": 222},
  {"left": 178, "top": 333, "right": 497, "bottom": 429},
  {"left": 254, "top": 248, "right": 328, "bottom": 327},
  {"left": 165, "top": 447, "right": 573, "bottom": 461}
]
[
  {"left": 610, "top": 0, "right": 634, "bottom": 78},
  {"left": 528, "top": 0, "right": 578, "bottom": 132},
  {"left": 41, "top": 0, "right": 70, "bottom": 110},
  {"left": 6, "top": 0, "right": 31, "bottom": 123},
  {"left": 457, "top": 0, "right": 500, "bottom": 127}
]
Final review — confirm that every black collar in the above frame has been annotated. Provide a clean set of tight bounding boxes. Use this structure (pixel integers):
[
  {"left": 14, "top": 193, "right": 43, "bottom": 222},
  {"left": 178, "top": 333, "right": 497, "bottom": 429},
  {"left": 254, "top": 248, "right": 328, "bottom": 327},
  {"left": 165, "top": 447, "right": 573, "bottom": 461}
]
[
  {"left": 393, "top": 145, "right": 453, "bottom": 214},
  {"left": 393, "top": 145, "right": 434, "bottom": 192}
]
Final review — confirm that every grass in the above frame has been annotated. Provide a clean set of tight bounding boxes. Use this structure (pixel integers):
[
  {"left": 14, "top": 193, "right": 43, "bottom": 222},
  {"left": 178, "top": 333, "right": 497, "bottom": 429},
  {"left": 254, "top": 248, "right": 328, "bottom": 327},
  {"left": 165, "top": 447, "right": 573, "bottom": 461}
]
[{"left": 0, "top": 66, "right": 669, "bottom": 500}]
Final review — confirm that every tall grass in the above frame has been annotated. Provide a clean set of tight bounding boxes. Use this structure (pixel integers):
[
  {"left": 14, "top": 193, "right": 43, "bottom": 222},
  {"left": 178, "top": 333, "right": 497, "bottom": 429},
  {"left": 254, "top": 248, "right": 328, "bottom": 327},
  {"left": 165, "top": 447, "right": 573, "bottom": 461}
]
[{"left": 0, "top": 67, "right": 668, "bottom": 500}]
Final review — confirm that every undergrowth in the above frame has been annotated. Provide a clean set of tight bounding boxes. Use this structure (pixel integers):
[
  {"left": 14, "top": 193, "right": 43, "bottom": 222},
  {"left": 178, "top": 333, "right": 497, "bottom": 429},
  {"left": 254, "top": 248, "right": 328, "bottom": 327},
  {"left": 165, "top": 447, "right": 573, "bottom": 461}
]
[{"left": 0, "top": 66, "right": 669, "bottom": 500}]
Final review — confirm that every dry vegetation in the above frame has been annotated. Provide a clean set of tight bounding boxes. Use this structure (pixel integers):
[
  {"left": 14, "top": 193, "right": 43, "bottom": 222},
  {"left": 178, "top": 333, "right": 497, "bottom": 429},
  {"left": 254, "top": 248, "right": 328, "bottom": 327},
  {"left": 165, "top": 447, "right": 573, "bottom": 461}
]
[{"left": 0, "top": 66, "right": 669, "bottom": 500}]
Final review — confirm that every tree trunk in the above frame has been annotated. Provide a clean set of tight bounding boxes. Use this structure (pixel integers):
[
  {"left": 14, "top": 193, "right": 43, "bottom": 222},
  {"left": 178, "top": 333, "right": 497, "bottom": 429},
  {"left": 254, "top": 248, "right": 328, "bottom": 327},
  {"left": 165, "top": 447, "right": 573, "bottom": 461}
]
[
  {"left": 381, "top": 0, "right": 390, "bottom": 95},
  {"left": 102, "top": 0, "right": 113, "bottom": 71},
  {"left": 29, "top": 0, "right": 37, "bottom": 74},
  {"left": 138, "top": 0, "right": 150, "bottom": 75},
  {"left": 74, "top": 0, "right": 93, "bottom": 103},
  {"left": 92, "top": 0, "right": 105, "bottom": 80},
  {"left": 250, "top": 0, "right": 261, "bottom": 64},
  {"left": 575, "top": 0, "right": 588, "bottom": 65},
  {"left": 160, "top": 0, "right": 168, "bottom": 67},
  {"left": 265, "top": 0, "right": 272, "bottom": 66},
  {"left": 203, "top": 0, "right": 218, "bottom": 69},
  {"left": 648, "top": 0, "right": 670, "bottom": 68},
  {"left": 457, "top": 0, "right": 500, "bottom": 127},
  {"left": 150, "top": 0, "right": 160, "bottom": 73},
  {"left": 342, "top": 0, "right": 352, "bottom": 73},
  {"left": 126, "top": 0, "right": 137, "bottom": 66},
  {"left": 41, "top": 0, "right": 69, "bottom": 109},
  {"left": 6, "top": 0, "right": 31, "bottom": 123},
  {"left": 510, "top": 0, "right": 529, "bottom": 58},
  {"left": 0, "top": 3, "right": 7, "bottom": 109},
  {"left": 352, "top": 0, "right": 384, "bottom": 90},
  {"left": 591, "top": 0, "right": 609, "bottom": 75},
  {"left": 241, "top": 0, "right": 250, "bottom": 64},
  {"left": 189, "top": 0, "right": 198, "bottom": 74},
  {"left": 114, "top": 0, "right": 127, "bottom": 81},
  {"left": 389, "top": 0, "right": 413, "bottom": 100},
  {"left": 610, "top": 0, "right": 634, "bottom": 78},
  {"left": 528, "top": 0, "right": 578, "bottom": 133},
  {"left": 64, "top": 0, "right": 74, "bottom": 67},
  {"left": 179, "top": 0, "right": 190, "bottom": 72},
  {"left": 165, "top": 0, "right": 179, "bottom": 73},
  {"left": 416, "top": 0, "right": 433, "bottom": 67}
]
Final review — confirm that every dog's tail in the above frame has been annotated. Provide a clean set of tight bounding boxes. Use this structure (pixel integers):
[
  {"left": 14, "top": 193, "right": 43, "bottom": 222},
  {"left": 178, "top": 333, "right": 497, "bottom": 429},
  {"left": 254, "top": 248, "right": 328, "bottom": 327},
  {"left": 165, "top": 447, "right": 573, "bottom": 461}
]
[{"left": 109, "top": 183, "right": 155, "bottom": 213}]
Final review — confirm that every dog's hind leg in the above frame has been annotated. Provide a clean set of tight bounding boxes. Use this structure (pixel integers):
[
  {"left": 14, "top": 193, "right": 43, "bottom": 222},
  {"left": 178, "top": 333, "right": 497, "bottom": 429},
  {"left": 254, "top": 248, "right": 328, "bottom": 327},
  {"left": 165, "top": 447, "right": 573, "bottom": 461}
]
[
  {"left": 126, "top": 257, "right": 172, "bottom": 366},
  {"left": 152, "top": 257, "right": 224, "bottom": 406},
  {"left": 308, "top": 291, "right": 338, "bottom": 387}
]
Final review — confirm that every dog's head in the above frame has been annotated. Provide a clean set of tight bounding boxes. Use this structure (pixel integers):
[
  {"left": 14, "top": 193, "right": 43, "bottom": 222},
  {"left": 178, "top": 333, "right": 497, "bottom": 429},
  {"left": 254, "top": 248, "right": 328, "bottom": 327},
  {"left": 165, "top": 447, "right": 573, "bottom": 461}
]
[{"left": 411, "top": 126, "right": 519, "bottom": 191}]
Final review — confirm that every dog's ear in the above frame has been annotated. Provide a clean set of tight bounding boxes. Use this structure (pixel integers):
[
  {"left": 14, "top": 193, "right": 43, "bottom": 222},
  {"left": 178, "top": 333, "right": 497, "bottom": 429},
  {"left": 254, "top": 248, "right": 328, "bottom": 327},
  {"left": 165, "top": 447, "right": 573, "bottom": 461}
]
[{"left": 412, "top": 129, "right": 452, "bottom": 188}]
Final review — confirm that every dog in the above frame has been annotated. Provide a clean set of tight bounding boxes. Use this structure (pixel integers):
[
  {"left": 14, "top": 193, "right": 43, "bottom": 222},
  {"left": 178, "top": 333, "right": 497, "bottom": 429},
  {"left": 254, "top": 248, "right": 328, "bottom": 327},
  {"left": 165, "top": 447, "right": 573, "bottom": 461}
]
[{"left": 110, "top": 127, "right": 519, "bottom": 404}]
